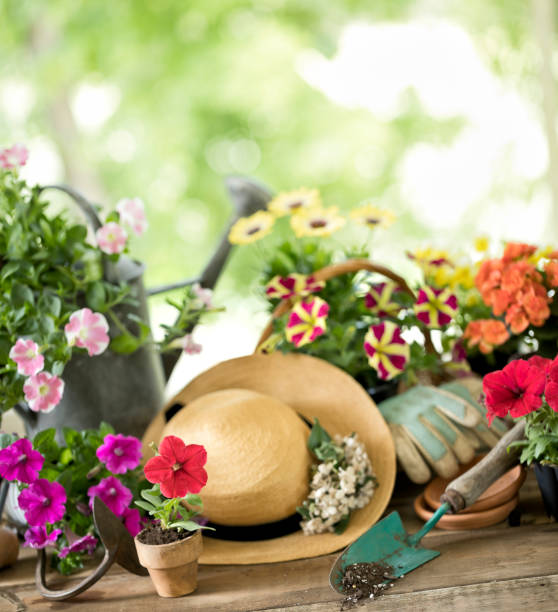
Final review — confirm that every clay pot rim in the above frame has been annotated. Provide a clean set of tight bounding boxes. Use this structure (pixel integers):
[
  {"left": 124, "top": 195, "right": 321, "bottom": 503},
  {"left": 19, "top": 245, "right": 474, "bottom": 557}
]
[{"left": 134, "top": 528, "right": 201, "bottom": 549}]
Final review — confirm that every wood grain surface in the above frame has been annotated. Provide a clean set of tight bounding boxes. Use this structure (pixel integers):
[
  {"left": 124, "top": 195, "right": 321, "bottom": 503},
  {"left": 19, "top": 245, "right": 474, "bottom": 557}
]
[{"left": 1, "top": 470, "right": 556, "bottom": 612}]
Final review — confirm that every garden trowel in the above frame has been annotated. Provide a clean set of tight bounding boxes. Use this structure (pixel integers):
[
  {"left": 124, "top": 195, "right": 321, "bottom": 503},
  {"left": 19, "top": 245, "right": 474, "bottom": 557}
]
[{"left": 329, "top": 421, "right": 526, "bottom": 593}]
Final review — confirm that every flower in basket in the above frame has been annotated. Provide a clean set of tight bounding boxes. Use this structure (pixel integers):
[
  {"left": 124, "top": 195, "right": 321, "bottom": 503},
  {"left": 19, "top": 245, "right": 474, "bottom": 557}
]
[
  {"left": 0, "top": 143, "right": 218, "bottom": 423},
  {"left": 134, "top": 435, "right": 212, "bottom": 598},
  {"left": 0, "top": 423, "right": 146, "bottom": 575}
]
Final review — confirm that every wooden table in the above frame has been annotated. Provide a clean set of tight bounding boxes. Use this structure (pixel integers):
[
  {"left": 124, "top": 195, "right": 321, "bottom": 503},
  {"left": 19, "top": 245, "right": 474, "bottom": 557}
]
[{"left": 1, "top": 470, "right": 557, "bottom": 611}]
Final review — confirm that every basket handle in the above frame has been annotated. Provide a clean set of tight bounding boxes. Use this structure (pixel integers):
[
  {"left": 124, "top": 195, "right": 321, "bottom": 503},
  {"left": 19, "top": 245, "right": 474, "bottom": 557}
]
[{"left": 255, "top": 257, "right": 436, "bottom": 354}]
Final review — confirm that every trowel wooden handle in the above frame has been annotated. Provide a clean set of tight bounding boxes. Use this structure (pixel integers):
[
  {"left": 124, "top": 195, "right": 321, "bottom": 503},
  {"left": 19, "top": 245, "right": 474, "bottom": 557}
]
[{"left": 440, "top": 421, "right": 525, "bottom": 513}]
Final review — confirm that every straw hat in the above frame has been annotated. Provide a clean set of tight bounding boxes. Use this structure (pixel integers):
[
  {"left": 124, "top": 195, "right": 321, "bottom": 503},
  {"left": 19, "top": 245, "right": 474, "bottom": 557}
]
[{"left": 142, "top": 352, "right": 396, "bottom": 565}]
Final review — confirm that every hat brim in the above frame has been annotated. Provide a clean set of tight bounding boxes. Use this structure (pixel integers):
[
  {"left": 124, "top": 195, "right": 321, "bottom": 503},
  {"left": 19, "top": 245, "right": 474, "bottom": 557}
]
[{"left": 142, "top": 352, "right": 396, "bottom": 565}]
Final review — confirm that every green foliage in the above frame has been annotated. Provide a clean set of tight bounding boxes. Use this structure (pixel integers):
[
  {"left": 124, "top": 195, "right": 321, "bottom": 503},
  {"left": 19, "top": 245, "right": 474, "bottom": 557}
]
[
  {"left": 135, "top": 484, "right": 213, "bottom": 533},
  {"left": 509, "top": 404, "right": 558, "bottom": 466}
]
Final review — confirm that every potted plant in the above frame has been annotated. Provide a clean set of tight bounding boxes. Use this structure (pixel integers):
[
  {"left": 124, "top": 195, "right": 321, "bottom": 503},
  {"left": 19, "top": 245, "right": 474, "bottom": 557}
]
[
  {"left": 0, "top": 423, "right": 145, "bottom": 574},
  {"left": 482, "top": 354, "right": 558, "bottom": 519},
  {"left": 0, "top": 143, "right": 219, "bottom": 438},
  {"left": 134, "top": 434, "right": 211, "bottom": 598}
]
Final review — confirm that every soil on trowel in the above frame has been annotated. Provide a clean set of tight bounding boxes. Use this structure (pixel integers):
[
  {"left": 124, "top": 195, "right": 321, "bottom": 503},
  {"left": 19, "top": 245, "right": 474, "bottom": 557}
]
[
  {"left": 137, "top": 523, "right": 193, "bottom": 545},
  {"left": 340, "top": 561, "right": 399, "bottom": 609}
]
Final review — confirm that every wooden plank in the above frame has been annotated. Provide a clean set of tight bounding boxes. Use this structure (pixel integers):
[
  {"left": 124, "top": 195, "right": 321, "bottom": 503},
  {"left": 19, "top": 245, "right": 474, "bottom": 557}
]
[
  {"left": 2, "top": 523, "right": 557, "bottom": 611},
  {"left": 269, "top": 574, "right": 558, "bottom": 612}
]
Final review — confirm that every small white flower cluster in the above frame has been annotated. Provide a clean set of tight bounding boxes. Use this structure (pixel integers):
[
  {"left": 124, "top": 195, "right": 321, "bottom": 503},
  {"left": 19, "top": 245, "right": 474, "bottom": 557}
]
[{"left": 299, "top": 433, "right": 376, "bottom": 535}]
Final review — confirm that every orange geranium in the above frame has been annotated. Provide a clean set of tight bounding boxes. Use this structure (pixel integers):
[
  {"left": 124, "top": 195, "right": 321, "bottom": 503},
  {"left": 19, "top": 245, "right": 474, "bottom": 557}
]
[
  {"left": 545, "top": 261, "right": 558, "bottom": 287},
  {"left": 502, "top": 243, "right": 537, "bottom": 262},
  {"left": 463, "top": 319, "right": 510, "bottom": 354}
]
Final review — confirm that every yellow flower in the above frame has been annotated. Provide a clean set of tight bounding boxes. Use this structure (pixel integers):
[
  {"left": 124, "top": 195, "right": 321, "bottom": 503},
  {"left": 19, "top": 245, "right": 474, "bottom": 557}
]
[
  {"left": 350, "top": 204, "right": 395, "bottom": 229},
  {"left": 529, "top": 246, "right": 554, "bottom": 265},
  {"left": 466, "top": 293, "right": 480, "bottom": 307},
  {"left": 267, "top": 188, "right": 321, "bottom": 217},
  {"left": 290, "top": 206, "right": 346, "bottom": 238},
  {"left": 474, "top": 236, "right": 489, "bottom": 252},
  {"left": 228, "top": 211, "right": 275, "bottom": 245},
  {"left": 451, "top": 265, "right": 475, "bottom": 290}
]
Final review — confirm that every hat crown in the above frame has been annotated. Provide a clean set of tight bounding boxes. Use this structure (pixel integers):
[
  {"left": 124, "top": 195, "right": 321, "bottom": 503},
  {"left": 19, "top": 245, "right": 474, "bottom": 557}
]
[{"left": 162, "top": 388, "right": 312, "bottom": 526}]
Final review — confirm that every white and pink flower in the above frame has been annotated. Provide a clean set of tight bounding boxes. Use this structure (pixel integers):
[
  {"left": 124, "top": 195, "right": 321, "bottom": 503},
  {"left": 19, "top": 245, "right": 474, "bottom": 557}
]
[
  {"left": 116, "top": 198, "right": 148, "bottom": 236},
  {"left": 64, "top": 308, "right": 110, "bottom": 356},
  {"left": 0, "top": 144, "right": 29, "bottom": 169},
  {"left": 192, "top": 283, "right": 213, "bottom": 309},
  {"left": 95, "top": 222, "right": 128, "bottom": 255},
  {"left": 9, "top": 338, "right": 44, "bottom": 376},
  {"left": 23, "top": 372, "right": 65, "bottom": 413},
  {"left": 182, "top": 334, "right": 202, "bottom": 355}
]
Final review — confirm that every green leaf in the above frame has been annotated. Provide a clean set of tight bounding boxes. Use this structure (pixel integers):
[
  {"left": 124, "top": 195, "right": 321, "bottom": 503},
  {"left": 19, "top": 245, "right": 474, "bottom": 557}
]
[
  {"left": 168, "top": 520, "right": 205, "bottom": 531},
  {"left": 110, "top": 332, "right": 141, "bottom": 354},
  {"left": 86, "top": 282, "right": 106, "bottom": 311},
  {"left": 11, "top": 283, "right": 35, "bottom": 307},
  {"left": 63, "top": 427, "right": 79, "bottom": 448},
  {"left": 333, "top": 515, "right": 351, "bottom": 535},
  {"left": 66, "top": 224, "right": 88, "bottom": 244},
  {"left": 141, "top": 490, "right": 163, "bottom": 506},
  {"left": 59, "top": 448, "right": 73, "bottom": 465},
  {"left": 0, "top": 261, "right": 20, "bottom": 283},
  {"left": 307, "top": 418, "right": 331, "bottom": 452},
  {"left": 135, "top": 500, "right": 156, "bottom": 513},
  {"left": 0, "top": 432, "right": 15, "bottom": 449},
  {"left": 184, "top": 494, "right": 202, "bottom": 507},
  {"left": 39, "top": 294, "right": 62, "bottom": 318},
  {"left": 99, "top": 422, "right": 114, "bottom": 438},
  {"left": 33, "top": 428, "right": 60, "bottom": 462}
]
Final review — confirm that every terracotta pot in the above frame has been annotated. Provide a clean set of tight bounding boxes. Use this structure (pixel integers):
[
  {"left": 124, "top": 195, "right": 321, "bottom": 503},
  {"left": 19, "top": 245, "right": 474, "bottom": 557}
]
[{"left": 134, "top": 530, "right": 203, "bottom": 598}]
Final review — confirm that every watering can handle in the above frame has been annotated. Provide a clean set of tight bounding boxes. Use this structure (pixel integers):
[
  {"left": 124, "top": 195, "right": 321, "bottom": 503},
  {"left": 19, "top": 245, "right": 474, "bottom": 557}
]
[{"left": 440, "top": 420, "right": 526, "bottom": 513}]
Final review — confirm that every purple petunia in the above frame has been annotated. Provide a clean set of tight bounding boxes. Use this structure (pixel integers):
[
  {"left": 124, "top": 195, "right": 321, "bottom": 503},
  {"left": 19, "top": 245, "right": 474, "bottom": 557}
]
[
  {"left": 59, "top": 533, "right": 98, "bottom": 559},
  {"left": 0, "top": 438, "right": 44, "bottom": 484},
  {"left": 18, "top": 478, "right": 66, "bottom": 527},
  {"left": 87, "top": 476, "right": 132, "bottom": 517},
  {"left": 96, "top": 433, "right": 142, "bottom": 474},
  {"left": 23, "top": 525, "right": 62, "bottom": 549},
  {"left": 122, "top": 507, "right": 142, "bottom": 537}
]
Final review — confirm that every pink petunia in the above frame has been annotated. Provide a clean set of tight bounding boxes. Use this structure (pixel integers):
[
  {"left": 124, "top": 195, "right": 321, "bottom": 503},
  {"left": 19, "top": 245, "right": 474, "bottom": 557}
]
[
  {"left": 285, "top": 297, "right": 330, "bottom": 348},
  {"left": 23, "top": 372, "right": 64, "bottom": 413},
  {"left": 23, "top": 526, "right": 61, "bottom": 549},
  {"left": 18, "top": 478, "right": 66, "bottom": 527},
  {"left": 59, "top": 533, "right": 98, "bottom": 558},
  {"left": 192, "top": 283, "right": 213, "bottom": 309},
  {"left": 0, "top": 144, "right": 29, "bottom": 169},
  {"left": 0, "top": 438, "right": 44, "bottom": 484},
  {"left": 95, "top": 222, "right": 128, "bottom": 255},
  {"left": 182, "top": 334, "right": 202, "bottom": 355},
  {"left": 96, "top": 433, "right": 142, "bottom": 474},
  {"left": 116, "top": 198, "right": 148, "bottom": 236},
  {"left": 87, "top": 476, "right": 133, "bottom": 517},
  {"left": 122, "top": 507, "right": 142, "bottom": 537},
  {"left": 414, "top": 286, "right": 458, "bottom": 328},
  {"left": 64, "top": 308, "right": 110, "bottom": 356},
  {"left": 364, "top": 282, "right": 401, "bottom": 317},
  {"left": 9, "top": 338, "right": 44, "bottom": 376}
]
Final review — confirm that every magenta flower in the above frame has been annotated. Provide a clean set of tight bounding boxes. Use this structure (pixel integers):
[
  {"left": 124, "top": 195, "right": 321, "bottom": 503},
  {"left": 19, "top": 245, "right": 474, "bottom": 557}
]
[
  {"left": 0, "top": 143, "right": 29, "bottom": 169},
  {"left": 64, "top": 308, "right": 110, "bottom": 356},
  {"left": 23, "top": 371, "right": 64, "bottom": 413},
  {"left": 87, "top": 476, "right": 132, "bottom": 517},
  {"left": 23, "top": 525, "right": 61, "bottom": 549},
  {"left": 182, "top": 334, "right": 202, "bottom": 355},
  {"left": 9, "top": 338, "right": 44, "bottom": 377},
  {"left": 364, "top": 321, "right": 410, "bottom": 380},
  {"left": 265, "top": 274, "right": 325, "bottom": 300},
  {"left": 192, "top": 283, "right": 213, "bottom": 308},
  {"left": 414, "top": 286, "right": 458, "bottom": 328},
  {"left": 96, "top": 433, "right": 142, "bottom": 474},
  {"left": 95, "top": 222, "right": 128, "bottom": 255},
  {"left": 122, "top": 507, "right": 142, "bottom": 537},
  {"left": 59, "top": 533, "right": 98, "bottom": 558},
  {"left": 364, "top": 282, "right": 401, "bottom": 317},
  {"left": 116, "top": 197, "right": 148, "bottom": 236},
  {"left": 285, "top": 297, "right": 330, "bottom": 348},
  {"left": 18, "top": 478, "right": 66, "bottom": 527},
  {"left": 0, "top": 438, "right": 44, "bottom": 484}
]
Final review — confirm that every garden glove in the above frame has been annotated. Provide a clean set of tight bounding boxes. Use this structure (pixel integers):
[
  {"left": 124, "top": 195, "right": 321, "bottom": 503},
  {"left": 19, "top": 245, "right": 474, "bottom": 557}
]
[{"left": 377, "top": 378, "right": 508, "bottom": 484}]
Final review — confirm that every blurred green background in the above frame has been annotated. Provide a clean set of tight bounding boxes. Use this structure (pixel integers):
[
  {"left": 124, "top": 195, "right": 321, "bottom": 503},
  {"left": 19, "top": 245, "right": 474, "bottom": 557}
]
[{"left": 1, "top": 0, "right": 557, "bottom": 369}]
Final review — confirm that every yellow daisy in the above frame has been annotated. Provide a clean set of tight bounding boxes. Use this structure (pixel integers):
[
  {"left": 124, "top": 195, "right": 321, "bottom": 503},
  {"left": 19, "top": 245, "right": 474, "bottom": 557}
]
[
  {"left": 267, "top": 188, "right": 321, "bottom": 217},
  {"left": 350, "top": 204, "right": 396, "bottom": 230},
  {"left": 228, "top": 211, "right": 275, "bottom": 245},
  {"left": 290, "top": 206, "right": 346, "bottom": 238}
]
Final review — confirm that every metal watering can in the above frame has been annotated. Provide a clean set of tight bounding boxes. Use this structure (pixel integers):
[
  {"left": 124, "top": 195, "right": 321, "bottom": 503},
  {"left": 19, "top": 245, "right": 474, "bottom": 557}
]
[{"left": 13, "top": 177, "right": 273, "bottom": 440}]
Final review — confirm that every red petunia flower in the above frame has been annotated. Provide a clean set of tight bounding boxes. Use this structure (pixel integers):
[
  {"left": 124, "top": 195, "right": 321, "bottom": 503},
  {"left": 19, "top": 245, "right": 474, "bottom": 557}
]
[
  {"left": 144, "top": 435, "right": 208, "bottom": 499},
  {"left": 544, "top": 358, "right": 558, "bottom": 413},
  {"left": 483, "top": 359, "right": 546, "bottom": 425}
]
